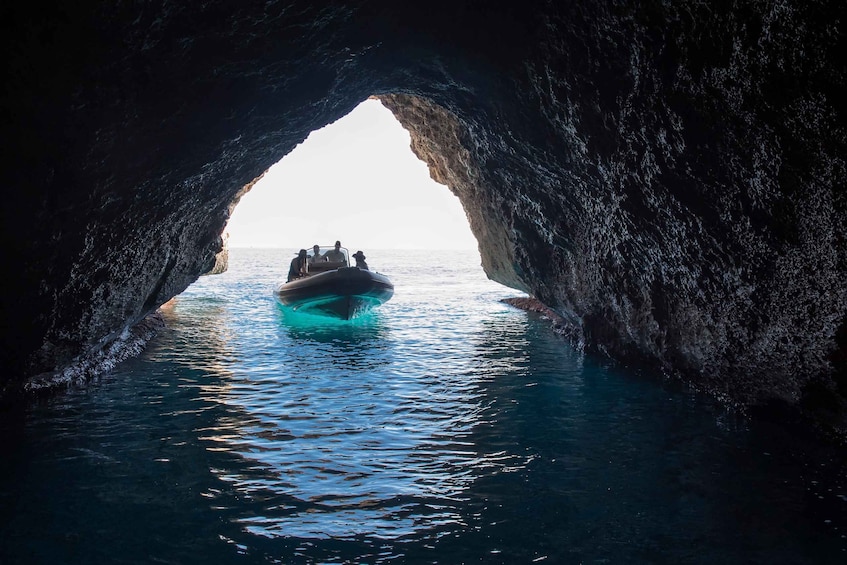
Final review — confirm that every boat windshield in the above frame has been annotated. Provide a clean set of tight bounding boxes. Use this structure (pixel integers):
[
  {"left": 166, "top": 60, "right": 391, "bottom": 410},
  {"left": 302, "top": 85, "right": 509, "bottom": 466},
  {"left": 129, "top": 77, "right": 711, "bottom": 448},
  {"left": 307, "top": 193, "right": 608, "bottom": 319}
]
[{"left": 306, "top": 244, "right": 349, "bottom": 272}]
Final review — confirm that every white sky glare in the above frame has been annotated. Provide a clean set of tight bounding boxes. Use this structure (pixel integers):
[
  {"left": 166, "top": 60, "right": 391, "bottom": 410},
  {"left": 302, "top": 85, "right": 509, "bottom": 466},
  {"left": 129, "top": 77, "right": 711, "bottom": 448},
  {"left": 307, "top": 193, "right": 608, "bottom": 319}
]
[{"left": 225, "top": 98, "right": 478, "bottom": 250}]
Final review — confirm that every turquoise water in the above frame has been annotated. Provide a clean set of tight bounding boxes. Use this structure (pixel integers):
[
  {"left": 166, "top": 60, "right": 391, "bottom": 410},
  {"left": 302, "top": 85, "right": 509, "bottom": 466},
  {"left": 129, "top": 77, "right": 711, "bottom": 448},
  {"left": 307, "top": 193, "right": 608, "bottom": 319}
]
[{"left": 1, "top": 248, "right": 845, "bottom": 564}]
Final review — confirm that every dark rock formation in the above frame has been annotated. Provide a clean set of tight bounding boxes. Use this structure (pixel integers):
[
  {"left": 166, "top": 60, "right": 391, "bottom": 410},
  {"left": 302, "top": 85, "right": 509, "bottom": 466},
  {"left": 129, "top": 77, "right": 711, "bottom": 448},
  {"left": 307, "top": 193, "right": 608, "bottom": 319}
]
[
  {"left": 2, "top": 1, "right": 845, "bottom": 434},
  {"left": 205, "top": 232, "right": 230, "bottom": 276}
]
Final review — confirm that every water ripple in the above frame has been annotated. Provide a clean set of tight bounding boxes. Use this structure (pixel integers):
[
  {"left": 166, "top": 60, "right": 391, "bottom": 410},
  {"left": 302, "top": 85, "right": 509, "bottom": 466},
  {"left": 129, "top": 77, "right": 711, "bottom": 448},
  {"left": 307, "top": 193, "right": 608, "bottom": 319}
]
[{"left": 2, "top": 250, "right": 845, "bottom": 564}]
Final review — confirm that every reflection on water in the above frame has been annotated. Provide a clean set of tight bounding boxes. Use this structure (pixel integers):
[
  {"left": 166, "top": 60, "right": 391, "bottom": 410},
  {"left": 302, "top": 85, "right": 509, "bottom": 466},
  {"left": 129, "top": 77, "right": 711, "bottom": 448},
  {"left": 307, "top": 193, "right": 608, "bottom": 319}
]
[
  {"left": 1, "top": 249, "right": 845, "bottom": 564},
  {"left": 199, "top": 281, "right": 535, "bottom": 543},
  {"left": 275, "top": 308, "right": 391, "bottom": 349}
]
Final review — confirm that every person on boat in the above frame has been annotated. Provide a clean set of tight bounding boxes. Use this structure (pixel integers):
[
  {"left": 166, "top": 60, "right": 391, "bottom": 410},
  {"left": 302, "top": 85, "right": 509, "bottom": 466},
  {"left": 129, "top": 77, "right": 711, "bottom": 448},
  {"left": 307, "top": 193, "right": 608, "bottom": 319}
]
[
  {"left": 287, "top": 249, "right": 308, "bottom": 282},
  {"left": 352, "top": 250, "right": 369, "bottom": 270},
  {"left": 324, "top": 240, "right": 346, "bottom": 264},
  {"left": 309, "top": 244, "right": 325, "bottom": 263}
]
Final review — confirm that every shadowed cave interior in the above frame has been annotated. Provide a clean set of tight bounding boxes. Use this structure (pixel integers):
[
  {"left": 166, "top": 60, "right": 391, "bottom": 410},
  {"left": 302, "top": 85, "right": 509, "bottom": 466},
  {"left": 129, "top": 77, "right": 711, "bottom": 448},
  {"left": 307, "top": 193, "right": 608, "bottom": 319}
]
[{"left": 1, "top": 1, "right": 845, "bottom": 439}]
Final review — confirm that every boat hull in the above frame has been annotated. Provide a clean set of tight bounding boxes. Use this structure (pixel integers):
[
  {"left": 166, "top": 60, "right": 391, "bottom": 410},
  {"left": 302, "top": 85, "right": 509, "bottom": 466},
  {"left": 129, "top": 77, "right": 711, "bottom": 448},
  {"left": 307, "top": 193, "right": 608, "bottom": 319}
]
[{"left": 274, "top": 267, "right": 394, "bottom": 320}]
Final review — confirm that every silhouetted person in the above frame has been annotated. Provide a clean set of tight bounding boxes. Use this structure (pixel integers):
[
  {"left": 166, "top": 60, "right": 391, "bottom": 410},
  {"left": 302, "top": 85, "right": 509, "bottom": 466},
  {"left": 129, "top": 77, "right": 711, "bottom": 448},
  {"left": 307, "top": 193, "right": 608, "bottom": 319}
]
[
  {"left": 287, "top": 249, "right": 308, "bottom": 282},
  {"left": 309, "top": 244, "right": 325, "bottom": 264},
  {"left": 353, "top": 250, "right": 369, "bottom": 270},
  {"left": 324, "top": 240, "right": 346, "bottom": 264}
]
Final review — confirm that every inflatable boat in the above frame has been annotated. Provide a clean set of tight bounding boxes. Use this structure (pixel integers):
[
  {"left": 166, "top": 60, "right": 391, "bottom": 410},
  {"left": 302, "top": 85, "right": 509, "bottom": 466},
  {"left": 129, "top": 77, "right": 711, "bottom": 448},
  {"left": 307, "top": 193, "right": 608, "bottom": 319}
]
[{"left": 274, "top": 246, "right": 394, "bottom": 320}]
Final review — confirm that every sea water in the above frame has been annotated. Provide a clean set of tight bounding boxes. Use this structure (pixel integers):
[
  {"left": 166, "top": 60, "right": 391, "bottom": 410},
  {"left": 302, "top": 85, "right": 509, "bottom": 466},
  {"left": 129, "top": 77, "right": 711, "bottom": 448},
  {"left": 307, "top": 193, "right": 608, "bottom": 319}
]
[{"left": 0, "top": 248, "right": 845, "bottom": 564}]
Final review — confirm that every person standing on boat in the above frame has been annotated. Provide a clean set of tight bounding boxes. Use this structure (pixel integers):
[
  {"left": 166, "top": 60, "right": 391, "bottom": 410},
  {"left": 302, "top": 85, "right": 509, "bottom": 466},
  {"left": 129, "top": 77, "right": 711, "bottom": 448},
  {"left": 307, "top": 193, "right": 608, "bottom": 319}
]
[
  {"left": 309, "top": 244, "right": 325, "bottom": 263},
  {"left": 324, "top": 240, "right": 346, "bottom": 264},
  {"left": 287, "top": 249, "right": 308, "bottom": 282},
  {"left": 353, "top": 250, "right": 369, "bottom": 270}
]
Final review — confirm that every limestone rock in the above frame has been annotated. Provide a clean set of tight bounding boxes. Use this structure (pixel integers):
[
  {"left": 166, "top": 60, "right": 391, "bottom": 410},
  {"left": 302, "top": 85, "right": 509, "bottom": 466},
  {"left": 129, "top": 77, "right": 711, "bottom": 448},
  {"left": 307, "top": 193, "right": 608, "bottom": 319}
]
[{"left": 205, "top": 232, "right": 230, "bottom": 276}]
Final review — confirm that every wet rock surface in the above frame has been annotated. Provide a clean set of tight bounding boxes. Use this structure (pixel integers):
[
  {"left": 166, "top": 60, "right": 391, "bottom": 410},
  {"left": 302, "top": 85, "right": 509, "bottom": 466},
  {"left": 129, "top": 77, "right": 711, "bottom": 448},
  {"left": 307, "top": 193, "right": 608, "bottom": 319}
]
[{"left": 2, "top": 1, "right": 845, "bottom": 434}]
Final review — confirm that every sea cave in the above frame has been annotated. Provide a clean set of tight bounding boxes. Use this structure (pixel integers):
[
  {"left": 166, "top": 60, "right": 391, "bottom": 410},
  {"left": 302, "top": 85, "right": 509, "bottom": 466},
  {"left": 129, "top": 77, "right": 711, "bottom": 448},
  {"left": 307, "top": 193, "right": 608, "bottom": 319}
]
[{"left": 2, "top": 0, "right": 846, "bottom": 440}]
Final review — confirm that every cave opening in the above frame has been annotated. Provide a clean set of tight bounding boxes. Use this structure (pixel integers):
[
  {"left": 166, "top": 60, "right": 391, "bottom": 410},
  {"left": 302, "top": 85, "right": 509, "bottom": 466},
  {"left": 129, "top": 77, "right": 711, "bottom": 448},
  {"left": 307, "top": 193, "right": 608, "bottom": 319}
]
[{"left": 223, "top": 97, "right": 478, "bottom": 254}]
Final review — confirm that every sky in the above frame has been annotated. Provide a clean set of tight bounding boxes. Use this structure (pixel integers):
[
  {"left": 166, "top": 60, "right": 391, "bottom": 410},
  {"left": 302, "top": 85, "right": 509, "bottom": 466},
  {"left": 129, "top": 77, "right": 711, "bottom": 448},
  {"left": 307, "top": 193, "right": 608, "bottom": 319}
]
[{"left": 224, "top": 98, "right": 478, "bottom": 250}]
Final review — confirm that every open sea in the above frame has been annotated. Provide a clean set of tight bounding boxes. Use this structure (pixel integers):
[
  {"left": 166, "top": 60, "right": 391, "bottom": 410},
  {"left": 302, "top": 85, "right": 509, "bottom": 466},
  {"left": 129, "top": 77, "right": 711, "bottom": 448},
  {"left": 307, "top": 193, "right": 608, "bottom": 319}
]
[{"left": 1, "top": 248, "right": 845, "bottom": 564}]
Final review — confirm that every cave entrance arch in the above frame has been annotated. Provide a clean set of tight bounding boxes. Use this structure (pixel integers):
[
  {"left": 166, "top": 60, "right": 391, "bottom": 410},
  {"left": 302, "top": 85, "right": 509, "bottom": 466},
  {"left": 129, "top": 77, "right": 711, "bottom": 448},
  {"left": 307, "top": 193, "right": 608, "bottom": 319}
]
[{"left": 224, "top": 98, "right": 477, "bottom": 253}]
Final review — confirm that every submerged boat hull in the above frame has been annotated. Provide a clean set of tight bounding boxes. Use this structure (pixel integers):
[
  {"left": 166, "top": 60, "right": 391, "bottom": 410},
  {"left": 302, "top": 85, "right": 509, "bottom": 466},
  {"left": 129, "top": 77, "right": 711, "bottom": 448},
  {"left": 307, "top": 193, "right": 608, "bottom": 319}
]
[{"left": 274, "top": 267, "right": 394, "bottom": 320}]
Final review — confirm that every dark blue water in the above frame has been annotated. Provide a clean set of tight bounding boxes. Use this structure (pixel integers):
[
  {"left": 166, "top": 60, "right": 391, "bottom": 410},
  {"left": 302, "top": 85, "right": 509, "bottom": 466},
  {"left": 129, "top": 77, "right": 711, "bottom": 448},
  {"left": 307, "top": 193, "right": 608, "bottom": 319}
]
[{"left": 1, "top": 249, "right": 845, "bottom": 564}]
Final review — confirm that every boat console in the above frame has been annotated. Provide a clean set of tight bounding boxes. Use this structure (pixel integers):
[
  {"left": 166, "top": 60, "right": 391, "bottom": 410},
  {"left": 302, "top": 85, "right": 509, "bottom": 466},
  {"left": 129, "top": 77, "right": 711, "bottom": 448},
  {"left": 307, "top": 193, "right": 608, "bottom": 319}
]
[{"left": 307, "top": 261, "right": 346, "bottom": 274}]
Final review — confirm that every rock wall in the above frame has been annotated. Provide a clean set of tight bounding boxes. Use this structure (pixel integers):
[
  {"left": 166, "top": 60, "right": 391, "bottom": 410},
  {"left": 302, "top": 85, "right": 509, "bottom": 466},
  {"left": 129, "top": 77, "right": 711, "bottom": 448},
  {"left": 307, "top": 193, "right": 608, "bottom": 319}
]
[
  {"left": 1, "top": 1, "right": 845, "bottom": 434},
  {"left": 204, "top": 232, "right": 230, "bottom": 276}
]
